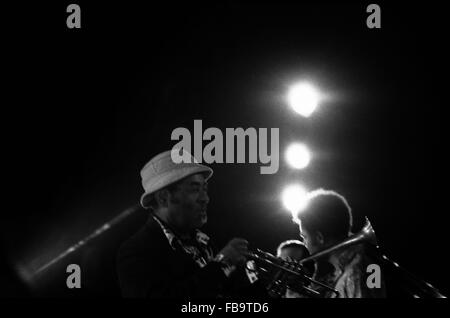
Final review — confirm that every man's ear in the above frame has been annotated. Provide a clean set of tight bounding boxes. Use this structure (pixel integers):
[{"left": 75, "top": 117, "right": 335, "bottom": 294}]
[
  {"left": 316, "top": 231, "right": 325, "bottom": 245},
  {"left": 155, "top": 189, "right": 169, "bottom": 208}
]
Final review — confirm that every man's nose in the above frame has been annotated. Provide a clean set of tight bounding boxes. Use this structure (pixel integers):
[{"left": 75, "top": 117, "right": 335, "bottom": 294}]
[{"left": 198, "top": 190, "right": 209, "bottom": 204}]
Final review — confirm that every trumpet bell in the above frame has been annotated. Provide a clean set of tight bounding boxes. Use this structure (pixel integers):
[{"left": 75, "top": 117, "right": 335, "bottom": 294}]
[{"left": 299, "top": 217, "right": 378, "bottom": 265}]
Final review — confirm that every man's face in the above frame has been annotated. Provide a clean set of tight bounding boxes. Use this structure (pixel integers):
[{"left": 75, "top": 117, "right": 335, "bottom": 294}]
[
  {"left": 278, "top": 246, "right": 308, "bottom": 261},
  {"left": 299, "top": 223, "right": 323, "bottom": 254},
  {"left": 167, "top": 173, "right": 209, "bottom": 232}
]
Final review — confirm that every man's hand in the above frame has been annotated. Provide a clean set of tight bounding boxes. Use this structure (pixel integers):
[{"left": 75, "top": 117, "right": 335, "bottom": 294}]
[{"left": 217, "top": 238, "right": 249, "bottom": 266}]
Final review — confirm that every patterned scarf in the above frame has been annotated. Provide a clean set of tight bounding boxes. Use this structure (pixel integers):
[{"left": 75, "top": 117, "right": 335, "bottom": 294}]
[{"left": 153, "top": 215, "right": 215, "bottom": 268}]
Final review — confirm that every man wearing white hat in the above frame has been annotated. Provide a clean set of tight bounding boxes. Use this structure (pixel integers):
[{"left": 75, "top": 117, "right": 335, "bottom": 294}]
[{"left": 117, "top": 149, "right": 249, "bottom": 298}]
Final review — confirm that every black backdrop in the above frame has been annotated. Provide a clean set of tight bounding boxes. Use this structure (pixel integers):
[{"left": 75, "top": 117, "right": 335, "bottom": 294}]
[{"left": 2, "top": 1, "right": 447, "bottom": 297}]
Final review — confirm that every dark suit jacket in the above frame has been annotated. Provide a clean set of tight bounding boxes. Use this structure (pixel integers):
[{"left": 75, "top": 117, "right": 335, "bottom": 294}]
[{"left": 116, "top": 216, "right": 228, "bottom": 298}]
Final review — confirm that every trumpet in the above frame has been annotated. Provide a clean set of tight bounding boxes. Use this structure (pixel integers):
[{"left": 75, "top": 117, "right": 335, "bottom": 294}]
[
  {"left": 245, "top": 218, "right": 376, "bottom": 297},
  {"left": 299, "top": 217, "right": 377, "bottom": 265},
  {"left": 246, "top": 218, "right": 446, "bottom": 298},
  {"left": 246, "top": 248, "right": 338, "bottom": 297}
]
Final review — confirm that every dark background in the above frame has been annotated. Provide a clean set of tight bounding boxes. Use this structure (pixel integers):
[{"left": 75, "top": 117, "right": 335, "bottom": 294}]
[{"left": 2, "top": 1, "right": 447, "bottom": 297}]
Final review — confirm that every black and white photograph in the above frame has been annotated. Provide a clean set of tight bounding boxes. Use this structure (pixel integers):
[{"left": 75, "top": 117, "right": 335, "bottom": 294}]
[{"left": 2, "top": 0, "right": 447, "bottom": 306}]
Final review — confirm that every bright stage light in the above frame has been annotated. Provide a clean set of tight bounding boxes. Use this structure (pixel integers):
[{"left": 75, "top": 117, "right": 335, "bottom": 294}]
[
  {"left": 285, "top": 143, "right": 311, "bottom": 169},
  {"left": 287, "top": 82, "right": 320, "bottom": 117},
  {"left": 281, "top": 184, "right": 309, "bottom": 217}
]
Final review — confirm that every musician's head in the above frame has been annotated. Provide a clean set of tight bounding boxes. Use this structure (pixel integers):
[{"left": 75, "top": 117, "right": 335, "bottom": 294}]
[
  {"left": 276, "top": 240, "right": 310, "bottom": 261},
  {"left": 294, "top": 189, "right": 353, "bottom": 254},
  {"left": 276, "top": 240, "right": 315, "bottom": 280},
  {"left": 140, "top": 150, "right": 212, "bottom": 234}
]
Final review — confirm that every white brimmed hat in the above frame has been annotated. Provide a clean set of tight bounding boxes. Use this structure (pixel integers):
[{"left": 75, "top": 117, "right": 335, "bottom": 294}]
[{"left": 140, "top": 149, "right": 213, "bottom": 208}]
